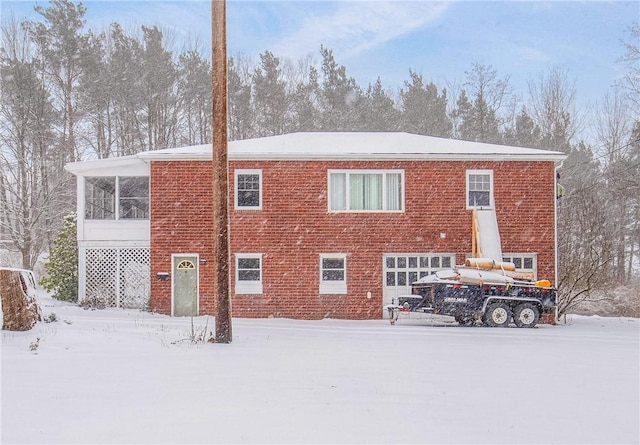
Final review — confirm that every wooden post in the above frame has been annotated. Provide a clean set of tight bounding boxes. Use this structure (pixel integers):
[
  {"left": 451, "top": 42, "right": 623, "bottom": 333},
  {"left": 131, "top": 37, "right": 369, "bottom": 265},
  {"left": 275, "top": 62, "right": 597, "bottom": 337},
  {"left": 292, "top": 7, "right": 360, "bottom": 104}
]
[
  {"left": 212, "top": 0, "right": 232, "bottom": 343},
  {"left": 471, "top": 209, "right": 482, "bottom": 258}
]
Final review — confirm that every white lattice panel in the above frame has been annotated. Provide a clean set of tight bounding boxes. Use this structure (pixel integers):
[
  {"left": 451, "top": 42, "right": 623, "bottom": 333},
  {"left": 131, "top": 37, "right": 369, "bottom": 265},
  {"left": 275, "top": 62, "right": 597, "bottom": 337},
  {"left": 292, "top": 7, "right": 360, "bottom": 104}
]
[
  {"left": 86, "top": 249, "right": 117, "bottom": 307},
  {"left": 85, "top": 248, "right": 150, "bottom": 309},
  {"left": 119, "top": 249, "right": 150, "bottom": 309}
]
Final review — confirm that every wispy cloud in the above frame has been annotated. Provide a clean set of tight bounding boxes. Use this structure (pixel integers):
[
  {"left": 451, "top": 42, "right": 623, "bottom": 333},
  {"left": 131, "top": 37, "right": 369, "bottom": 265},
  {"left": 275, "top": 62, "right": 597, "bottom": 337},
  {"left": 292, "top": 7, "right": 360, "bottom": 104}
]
[
  {"left": 515, "top": 45, "right": 549, "bottom": 64},
  {"left": 270, "top": 1, "right": 453, "bottom": 61}
]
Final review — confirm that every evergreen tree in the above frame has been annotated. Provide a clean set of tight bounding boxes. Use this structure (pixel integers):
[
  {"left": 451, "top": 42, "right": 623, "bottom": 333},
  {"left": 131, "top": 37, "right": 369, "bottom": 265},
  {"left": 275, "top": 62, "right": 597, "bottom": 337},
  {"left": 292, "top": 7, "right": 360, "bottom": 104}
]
[
  {"left": 228, "top": 56, "right": 254, "bottom": 140},
  {"left": 41, "top": 213, "right": 78, "bottom": 302},
  {"left": 360, "top": 78, "right": 400, "bottom": 131},
  {"left": 109, "top": 23, "right": 146, "bottom": 154},
  {"left": 290, "top": 64, "right": 321, "bottom": 132},
  {"left": 252, "top": 50, "right": 288, "bottom": 136},
  {"left": 399, "top": 70, "right": 451, "bottom": 137},
  {"left": 176, "top": 49, "right": 211, "bottom": 145},
  {"left": 451, "top": 89, "right": 472, "bottom": 140},
  {"left": 503, "top": 106, "right": 542, "bottom": 148},
  {"left": 140, "top": 25, "right": 177, "bottom": 149},
  {"left": 26, "top": 0, "right": 89, "bottom": 163},
  {"left": 318, "top": 46, "right": 363, "bottom": 131},
  {"left": 78, "top": 30, "right": 114, "bottom": 159}
]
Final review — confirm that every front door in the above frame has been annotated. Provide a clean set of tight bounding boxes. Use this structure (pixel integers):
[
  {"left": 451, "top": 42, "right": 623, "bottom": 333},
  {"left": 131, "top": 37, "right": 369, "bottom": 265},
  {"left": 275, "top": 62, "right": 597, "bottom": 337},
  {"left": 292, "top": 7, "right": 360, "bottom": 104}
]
[{"left": 172, "top": 255, "right": 198, "bottom": 316}]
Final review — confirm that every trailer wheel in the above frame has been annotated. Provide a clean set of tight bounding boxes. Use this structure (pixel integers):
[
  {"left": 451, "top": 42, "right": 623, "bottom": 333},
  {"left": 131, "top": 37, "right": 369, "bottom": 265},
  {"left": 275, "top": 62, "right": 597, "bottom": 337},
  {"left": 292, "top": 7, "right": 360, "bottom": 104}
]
[
  {"left": 483, "top": 302, "right": 511, "bottom": 327},
  {"left": 513, "top": 303, "right": 540, "bottom": 328}
]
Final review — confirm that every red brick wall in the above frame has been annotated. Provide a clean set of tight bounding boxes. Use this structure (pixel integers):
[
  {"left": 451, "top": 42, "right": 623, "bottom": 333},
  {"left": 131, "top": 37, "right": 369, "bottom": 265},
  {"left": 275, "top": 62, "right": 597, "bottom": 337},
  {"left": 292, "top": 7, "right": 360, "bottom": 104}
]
[
  {"left": 149, "top": 159, "right": 557, "bottom": 319},
  {"left": 149, "top": 161, "right": 215, "bottom": 315}
]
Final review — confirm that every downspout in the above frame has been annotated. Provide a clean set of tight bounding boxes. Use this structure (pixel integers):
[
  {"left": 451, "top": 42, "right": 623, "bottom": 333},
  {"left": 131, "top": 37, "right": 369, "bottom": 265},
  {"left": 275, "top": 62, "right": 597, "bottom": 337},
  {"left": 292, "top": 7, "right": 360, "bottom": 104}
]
[{"left": 554, "top": 159, "right": 565, "bottom": 322}]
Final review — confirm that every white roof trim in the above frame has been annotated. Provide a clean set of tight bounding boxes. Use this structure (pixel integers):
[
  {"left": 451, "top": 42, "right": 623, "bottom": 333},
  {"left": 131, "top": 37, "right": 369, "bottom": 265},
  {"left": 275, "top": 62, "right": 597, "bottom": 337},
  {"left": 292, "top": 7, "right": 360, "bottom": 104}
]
[{"left": 66, "top": 132, "right": 567, "bottom": 174}]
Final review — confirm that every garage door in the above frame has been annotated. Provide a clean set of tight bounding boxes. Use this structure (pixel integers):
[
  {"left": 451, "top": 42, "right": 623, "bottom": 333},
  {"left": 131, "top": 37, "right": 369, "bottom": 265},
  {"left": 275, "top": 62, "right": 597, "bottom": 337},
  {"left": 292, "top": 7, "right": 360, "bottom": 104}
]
[{"left": 382, "top": 254, "right": 455, "bottom": 315}]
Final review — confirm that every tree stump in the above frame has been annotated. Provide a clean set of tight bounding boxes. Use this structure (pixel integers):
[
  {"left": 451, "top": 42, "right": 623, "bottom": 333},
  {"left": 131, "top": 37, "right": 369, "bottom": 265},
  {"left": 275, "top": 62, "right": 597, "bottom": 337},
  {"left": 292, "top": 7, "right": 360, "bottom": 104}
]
[{"left": 0, "top": 268, "right": 42, "bottom": 331}]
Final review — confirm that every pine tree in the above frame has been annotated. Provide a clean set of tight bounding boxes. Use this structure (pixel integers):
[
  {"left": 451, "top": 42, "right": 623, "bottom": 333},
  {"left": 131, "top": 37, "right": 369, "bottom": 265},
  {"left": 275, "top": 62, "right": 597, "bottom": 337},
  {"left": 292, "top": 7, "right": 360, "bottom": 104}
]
[
  {"left": 41, "top": 213, "right": 78, "bottom": 302},
  {"left": 318, "top": 46, "right": 363, "bottom": 131},
  {"left": 361, "top": 77, "right": 400, "bottom": 132},
  {"left": 27, "top": 0, "right": 90, "bottom": 163},
  {"left": 399, "top": 70, "right": 451, "bottom": 137},
  {"left": 253, "top": 50, "right": 288, "bottom": 136},
  {"left": 228, "top": 56, "right": 254, "bottom": 140},
  {"left": 177, "top": 49, "right": 212, "bottom": 145}
]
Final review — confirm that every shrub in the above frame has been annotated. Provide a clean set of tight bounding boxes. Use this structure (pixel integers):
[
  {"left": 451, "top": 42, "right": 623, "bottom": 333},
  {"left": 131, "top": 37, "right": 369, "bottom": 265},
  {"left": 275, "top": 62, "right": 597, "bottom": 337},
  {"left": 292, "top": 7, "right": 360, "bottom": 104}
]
[{"left": 41, "top": 214, "right": 78, "bottom": 302}]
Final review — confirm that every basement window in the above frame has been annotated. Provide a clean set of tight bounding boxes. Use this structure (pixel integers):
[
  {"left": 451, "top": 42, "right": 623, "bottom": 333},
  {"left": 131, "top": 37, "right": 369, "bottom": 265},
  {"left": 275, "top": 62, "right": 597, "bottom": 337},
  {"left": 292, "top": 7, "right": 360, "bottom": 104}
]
[
  {"left": 235, "top": 254, "right": 263, "bottom": 294},
  {"left": 319, "top": 254, "right": 347, "bottom": 294},
  {"left": 503, "top": 253, "right": 537, "bottom": 280}
]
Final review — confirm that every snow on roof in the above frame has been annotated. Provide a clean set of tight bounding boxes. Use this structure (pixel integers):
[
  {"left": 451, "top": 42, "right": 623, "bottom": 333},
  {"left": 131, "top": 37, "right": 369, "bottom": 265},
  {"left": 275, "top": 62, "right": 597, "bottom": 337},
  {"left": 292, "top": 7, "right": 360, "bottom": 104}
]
[{"left": 66, "top": 132, "right": 566, "bottom": 174}]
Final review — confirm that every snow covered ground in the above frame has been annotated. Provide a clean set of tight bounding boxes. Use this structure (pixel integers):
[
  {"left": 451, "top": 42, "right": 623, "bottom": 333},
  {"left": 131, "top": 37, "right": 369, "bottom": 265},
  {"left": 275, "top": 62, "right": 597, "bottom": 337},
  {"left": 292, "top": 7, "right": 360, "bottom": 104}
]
[{"left": 2, "top": 294, "right": 639, "bottom": 445}]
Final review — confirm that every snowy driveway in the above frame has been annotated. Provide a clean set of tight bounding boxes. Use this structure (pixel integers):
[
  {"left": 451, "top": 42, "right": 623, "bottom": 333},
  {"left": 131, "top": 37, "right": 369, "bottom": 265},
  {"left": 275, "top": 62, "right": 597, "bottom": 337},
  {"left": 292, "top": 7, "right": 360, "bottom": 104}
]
[{"left": 2, "top": 297, "right": 639, "bottom": 444}]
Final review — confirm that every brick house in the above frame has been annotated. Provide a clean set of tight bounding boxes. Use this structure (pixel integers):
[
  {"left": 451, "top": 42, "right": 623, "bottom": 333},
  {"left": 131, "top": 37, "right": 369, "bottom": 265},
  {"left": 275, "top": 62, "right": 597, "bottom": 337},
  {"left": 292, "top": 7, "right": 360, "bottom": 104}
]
[{"left": 65, "top": 132, "right": 566, "bottom": 319}]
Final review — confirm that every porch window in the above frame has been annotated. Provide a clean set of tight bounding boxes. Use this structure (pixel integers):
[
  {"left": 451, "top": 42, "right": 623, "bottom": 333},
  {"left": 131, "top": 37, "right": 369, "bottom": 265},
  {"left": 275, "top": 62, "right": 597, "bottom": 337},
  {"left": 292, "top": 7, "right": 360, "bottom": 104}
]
[
  {"left": 85, "top": 177, "right": 116, "bottom": 219},
  {"left": 329, "top": 170, "right": 403, "bottom": 212},
  {"left": 119, "top": 177, "right": 149, "bottom": 219},
  {"left": 85, "top": 176, "right": 149, "bottom": 220}
]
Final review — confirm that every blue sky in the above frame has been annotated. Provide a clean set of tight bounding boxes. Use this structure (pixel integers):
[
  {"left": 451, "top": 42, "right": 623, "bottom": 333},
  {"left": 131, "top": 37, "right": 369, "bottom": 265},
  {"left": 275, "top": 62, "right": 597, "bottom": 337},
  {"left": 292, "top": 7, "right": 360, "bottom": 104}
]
[{"left": 2, "top": 0, "right": 637, "bottom": 109}]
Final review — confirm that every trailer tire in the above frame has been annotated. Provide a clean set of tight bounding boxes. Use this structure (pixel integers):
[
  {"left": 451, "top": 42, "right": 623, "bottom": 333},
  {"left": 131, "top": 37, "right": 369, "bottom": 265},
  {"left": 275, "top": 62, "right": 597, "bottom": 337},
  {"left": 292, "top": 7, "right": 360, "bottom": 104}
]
[
  {"left": 483, "top": 302, "right": 511, "bottom": 327},
  {"left": 513, "top": 303, "right": 540, "bottom": 328}
]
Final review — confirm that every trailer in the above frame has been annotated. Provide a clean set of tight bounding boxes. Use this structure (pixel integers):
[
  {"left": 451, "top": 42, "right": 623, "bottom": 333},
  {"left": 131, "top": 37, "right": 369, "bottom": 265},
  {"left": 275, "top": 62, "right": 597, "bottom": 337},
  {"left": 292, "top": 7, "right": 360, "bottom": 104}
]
[
  {"left": 386, "top": 208, "right": 558, "bottom": 327},
  {"left": 385, "top": 260, "right": 557, "bottom": 328}
]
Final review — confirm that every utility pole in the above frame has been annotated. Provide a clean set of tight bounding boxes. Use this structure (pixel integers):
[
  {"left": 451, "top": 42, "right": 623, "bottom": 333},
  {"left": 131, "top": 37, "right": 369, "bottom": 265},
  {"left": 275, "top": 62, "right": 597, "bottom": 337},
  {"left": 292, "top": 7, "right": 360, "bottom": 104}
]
[{"left": 212, "top": 0, "right": 232, "bottom": 343}]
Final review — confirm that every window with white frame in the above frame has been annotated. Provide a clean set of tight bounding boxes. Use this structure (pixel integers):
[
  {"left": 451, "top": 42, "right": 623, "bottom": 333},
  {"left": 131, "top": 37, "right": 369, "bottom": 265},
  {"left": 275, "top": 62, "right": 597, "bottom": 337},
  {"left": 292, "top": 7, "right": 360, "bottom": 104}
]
[
  {"left": 119, "top": 177, "right": 150, "bottom": 219},
  {"left": 319, "top": 254, "right": 347, "bottom": 294},
  {"left": 235, "top": 254, "right": 262, "bottom": 294},
  {"left": 235, "top": 170, "right": 262, "bottom": 210},
  {"left": 466, "top": 170, "right": 493, "bottom": 209},
  {"left": 384, "top": 254, "right": 456, "bottom": 287},
  {"left": 503, "top": 253, "right": 537, "bottom": 280},
  {"left": 329, "top": 170, "right": 403, "bottom": 212},
  {"left": 85, "top": 176, "right": 149, "bottom": 220}
]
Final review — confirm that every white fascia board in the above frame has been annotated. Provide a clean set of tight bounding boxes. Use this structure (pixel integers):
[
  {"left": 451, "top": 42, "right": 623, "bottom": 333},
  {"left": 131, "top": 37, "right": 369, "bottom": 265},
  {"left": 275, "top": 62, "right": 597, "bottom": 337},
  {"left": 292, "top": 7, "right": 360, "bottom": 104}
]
[
  {"left": 136, "top": 151, "right": 211, "bottom": 162},
  {"left": 78, "top": 240, "right": 150, "bottom": 248},
  {"left": 72, "top": 150, "right": 566, "bottom": 164},
  {"left": 228, "top": 152, "right": 568, "bottom": 162},
  {"left": 65, "top": 156, "right": 147, "bottom": 176}
]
